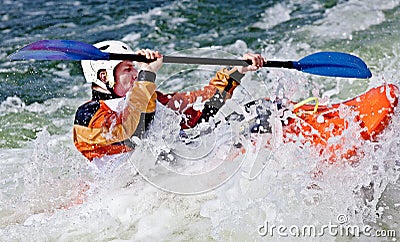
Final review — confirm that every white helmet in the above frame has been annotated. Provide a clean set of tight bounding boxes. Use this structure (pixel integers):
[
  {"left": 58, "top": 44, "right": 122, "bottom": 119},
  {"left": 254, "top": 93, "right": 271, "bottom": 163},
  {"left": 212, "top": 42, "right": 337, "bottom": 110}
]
[{"left": 81, "top": 40, "right": 134, "bottom": 90}]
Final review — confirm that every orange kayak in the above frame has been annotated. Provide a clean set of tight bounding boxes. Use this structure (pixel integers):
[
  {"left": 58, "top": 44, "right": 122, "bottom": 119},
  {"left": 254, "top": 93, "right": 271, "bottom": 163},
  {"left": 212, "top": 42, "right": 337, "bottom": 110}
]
[
  {"left": 283, "top": 84, "right": 398, "bottom": 160},
  {"left": 179, "top": 84, "right": 398, "bottom": 162}
]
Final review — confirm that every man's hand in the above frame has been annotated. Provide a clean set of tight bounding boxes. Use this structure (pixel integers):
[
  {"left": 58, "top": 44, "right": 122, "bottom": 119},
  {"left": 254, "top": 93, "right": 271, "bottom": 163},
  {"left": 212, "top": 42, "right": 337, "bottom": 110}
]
[
  {"left": 237, "top": 53, "right": 266, "bottom": 74},
  {"left": 136, "top": 49, "right": 163, "bottom": 73}
]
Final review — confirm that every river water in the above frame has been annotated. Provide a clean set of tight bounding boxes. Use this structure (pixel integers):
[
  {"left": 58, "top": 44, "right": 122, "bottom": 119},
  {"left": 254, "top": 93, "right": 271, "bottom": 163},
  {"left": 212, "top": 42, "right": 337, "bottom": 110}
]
[{"left": 1, "top": 0, "right": 399, "bottom": 241}]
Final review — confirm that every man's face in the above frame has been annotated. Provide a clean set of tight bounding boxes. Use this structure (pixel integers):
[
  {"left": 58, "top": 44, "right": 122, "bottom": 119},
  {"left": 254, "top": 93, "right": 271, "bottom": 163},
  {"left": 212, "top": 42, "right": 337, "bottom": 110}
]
[{"left": 113, "top": 60, "right": 138, "bottom": 97}]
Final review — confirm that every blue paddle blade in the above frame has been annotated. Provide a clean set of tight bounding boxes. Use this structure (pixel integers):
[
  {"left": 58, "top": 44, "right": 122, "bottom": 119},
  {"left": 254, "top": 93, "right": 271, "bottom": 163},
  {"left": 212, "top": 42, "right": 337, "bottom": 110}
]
[
  {"left": 9, "top": 40, "right": 110, "bottom": 61},
  {"left": 293, "top": 52, "right": 372, "bottom": 78}
]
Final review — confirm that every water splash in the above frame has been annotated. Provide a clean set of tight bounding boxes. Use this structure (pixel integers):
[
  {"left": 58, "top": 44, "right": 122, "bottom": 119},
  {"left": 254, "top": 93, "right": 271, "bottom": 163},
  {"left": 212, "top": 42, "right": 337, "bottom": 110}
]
[{"left": 0, "top": 130, "right": 90, "bottom": 227}]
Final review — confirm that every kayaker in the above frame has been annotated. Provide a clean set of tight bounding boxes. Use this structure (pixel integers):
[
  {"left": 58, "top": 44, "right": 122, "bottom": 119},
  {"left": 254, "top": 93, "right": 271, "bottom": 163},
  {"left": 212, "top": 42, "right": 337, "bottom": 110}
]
[{"left": 73, "top": 40, "right": 266, "bottom": 168}]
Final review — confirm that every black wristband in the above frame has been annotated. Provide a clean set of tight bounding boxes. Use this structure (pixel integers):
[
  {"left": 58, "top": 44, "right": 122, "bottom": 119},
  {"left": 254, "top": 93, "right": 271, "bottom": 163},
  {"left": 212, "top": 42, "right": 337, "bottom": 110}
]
[
  {"left": 229, "top": 70, "right": 245, "bottom": 84},
  {"left": 137, "top": 70, "right": 156, "bottom": 83}
]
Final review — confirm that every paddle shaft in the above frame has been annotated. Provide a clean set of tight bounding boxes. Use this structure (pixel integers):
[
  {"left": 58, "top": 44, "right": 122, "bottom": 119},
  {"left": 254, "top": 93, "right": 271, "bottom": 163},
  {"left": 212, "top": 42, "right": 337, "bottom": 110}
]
[
  {"left": 10, "top": 39, "right": 371, "bottom": 78},
  {"left": 109, "top": 53, "right": 294, "bottom": 68}
]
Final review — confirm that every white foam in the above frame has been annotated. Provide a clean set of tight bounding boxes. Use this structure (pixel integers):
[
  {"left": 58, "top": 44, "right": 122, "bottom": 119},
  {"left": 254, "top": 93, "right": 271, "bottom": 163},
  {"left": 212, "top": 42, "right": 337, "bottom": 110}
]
[
  {"left": 252, "top": 3, "right": 292, "bottom": 30},
  {"left": 1, "top": 78, "right": 399, "bottom": 242},
  {"left": 0, "top": 96, "right": 25, "bottom": 114},
  {"left": 301, "top": 0, "right": 400, "bottom": 39},
  {"left": 121, "top": 32, "right": 141, "bottom": 43}
]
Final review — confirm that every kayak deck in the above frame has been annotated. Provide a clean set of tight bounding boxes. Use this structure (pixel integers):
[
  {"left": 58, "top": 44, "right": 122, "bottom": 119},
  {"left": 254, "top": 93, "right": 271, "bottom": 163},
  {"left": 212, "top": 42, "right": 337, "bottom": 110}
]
[{"left": 284, "top": 84, "right": 398, "bottom": 159}]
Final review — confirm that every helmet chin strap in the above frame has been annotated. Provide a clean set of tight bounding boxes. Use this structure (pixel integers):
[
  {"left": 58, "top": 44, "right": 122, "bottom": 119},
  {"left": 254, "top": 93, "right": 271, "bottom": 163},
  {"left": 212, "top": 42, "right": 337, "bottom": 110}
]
[
  {"left": 95, "top": 73, "right": 121, "bottom": 99},
  {"left": 105, "top": 82, "right": 122, "bottom": 99},
  {"left": 92, "top": 79, "right": 121, "bottom": 99}
]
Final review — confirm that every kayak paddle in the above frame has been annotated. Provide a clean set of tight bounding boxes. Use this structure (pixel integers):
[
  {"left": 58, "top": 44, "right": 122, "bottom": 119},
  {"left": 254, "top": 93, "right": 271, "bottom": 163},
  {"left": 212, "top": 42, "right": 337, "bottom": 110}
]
[{"left": 9, "top": 39, "right": 372, "bottom": 78}]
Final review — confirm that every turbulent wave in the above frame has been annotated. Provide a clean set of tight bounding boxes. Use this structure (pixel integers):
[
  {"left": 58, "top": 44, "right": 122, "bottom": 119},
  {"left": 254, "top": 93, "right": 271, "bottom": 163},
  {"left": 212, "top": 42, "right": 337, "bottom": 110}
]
[{"left": 1, "top": 0, "right": 400, "bottom": 241}]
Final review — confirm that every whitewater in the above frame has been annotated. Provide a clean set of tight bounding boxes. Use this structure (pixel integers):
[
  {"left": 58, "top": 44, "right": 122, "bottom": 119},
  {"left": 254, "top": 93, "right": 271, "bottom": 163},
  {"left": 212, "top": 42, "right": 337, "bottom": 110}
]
[{"left": 1, "top": 0, "right": 400, "bottom": 241}]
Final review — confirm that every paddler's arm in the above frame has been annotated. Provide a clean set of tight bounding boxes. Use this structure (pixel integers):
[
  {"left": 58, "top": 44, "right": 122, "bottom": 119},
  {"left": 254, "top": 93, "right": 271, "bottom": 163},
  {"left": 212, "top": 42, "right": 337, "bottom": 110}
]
[
  {"left": 209, "top": 53, "right": 266, "bottom": 98},
  {"left": 157, "top": 53, "right": 266, "bottom": 128},
  {"left": 198, "top": 53, "right": 266, "bottom": 124},
  {"left": 155, "top": 68, "right": 243, "bottom": 128},
  {"left": 106, "top": 50, "right": 163, "bottom": 140}
]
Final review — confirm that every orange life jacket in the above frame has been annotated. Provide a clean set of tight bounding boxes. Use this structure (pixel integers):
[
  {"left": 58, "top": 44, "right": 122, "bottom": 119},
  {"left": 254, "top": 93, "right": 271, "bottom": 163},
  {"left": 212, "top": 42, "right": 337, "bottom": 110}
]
[{"left": 73, "top": 67, "right": 242, "bottom": 161}]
